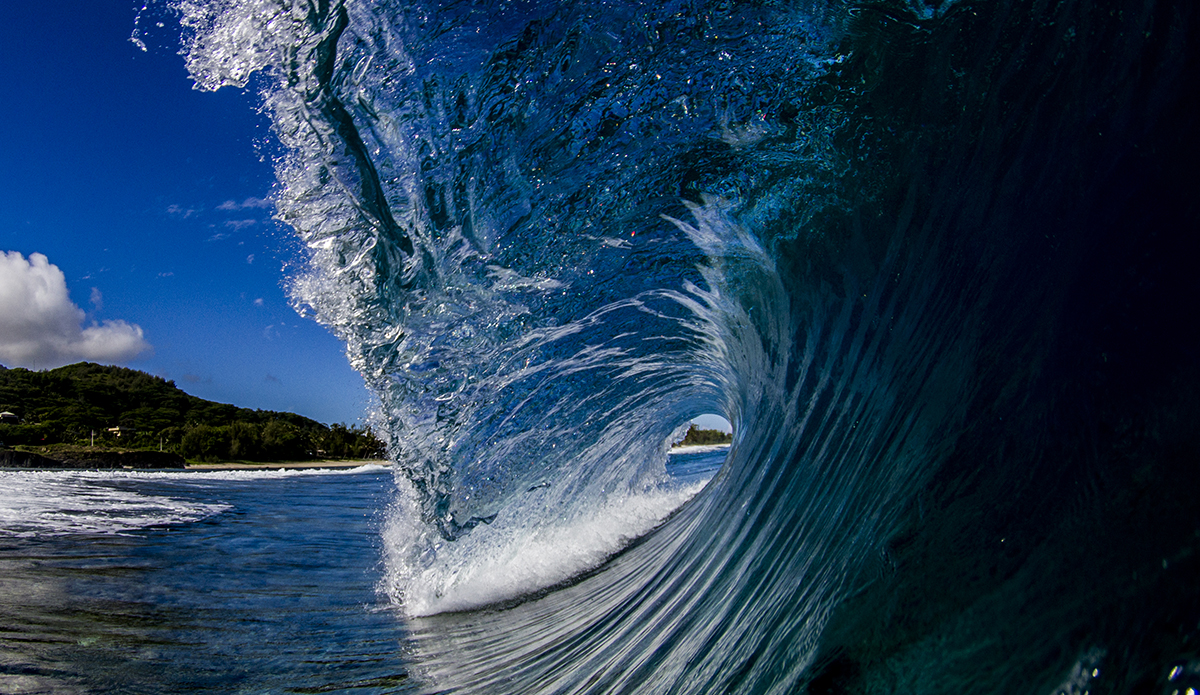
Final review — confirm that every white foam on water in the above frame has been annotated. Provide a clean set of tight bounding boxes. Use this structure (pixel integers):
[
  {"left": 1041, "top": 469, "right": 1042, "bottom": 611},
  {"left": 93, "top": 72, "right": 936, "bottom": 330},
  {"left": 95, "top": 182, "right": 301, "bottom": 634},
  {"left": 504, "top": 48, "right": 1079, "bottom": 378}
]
[
  {"left": 165, "top": 463, "right": 391, "bottom": 480},
  {"left": 382, "top": 478, "right": 710, "bottom": 616},
  {"left": 667, "top": 443, "right": 731, "bottom": 456},
  {"left": 0, "top": 470, "right": 229, "bottom": 537},
  {"left": 0, "top": 464, "right": 389, "bottom": 537}
]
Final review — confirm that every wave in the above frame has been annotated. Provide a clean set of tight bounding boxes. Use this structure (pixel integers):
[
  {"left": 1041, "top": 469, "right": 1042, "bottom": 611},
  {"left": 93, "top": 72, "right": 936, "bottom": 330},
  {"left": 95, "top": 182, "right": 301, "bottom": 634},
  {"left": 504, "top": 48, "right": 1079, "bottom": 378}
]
[
  {"left": 177, "top": 0, "right": 1200, "bottom": 691},
  {"left": 668, "top": 443, "right": 731, "bottom": 455},
  {"left": 0, "top": 470, "right": 231, "bottom": 536},
  {"left": 0, "top": 466, "right": 388, "bottom": 537}
]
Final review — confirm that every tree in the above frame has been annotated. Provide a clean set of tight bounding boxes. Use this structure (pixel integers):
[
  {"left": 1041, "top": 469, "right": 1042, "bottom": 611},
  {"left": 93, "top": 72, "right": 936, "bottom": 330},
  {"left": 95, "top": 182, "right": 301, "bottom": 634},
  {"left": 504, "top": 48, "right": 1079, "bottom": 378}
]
[
  {"left": 228, "top": 421, "right": 261, "bottom": 460},
  {"left": 182, "top": 425, "right": 230, "bottom": 462},
  {"left": 676, "top": 425, "right": 732, "bottom": 447},
  {"left": 262, "top": 420, "right": 307, "bottom": 461}
]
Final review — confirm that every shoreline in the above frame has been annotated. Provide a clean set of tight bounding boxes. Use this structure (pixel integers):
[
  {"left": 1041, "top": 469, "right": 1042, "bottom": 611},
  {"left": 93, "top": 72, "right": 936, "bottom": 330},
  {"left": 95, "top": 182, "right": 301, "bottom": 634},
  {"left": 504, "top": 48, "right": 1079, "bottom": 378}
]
[
  {"left": 668, "top": 443, "right": 731, "bottom": 454},
  {"left": 185, "top": 459, "right": 388, "bottom": 471}
]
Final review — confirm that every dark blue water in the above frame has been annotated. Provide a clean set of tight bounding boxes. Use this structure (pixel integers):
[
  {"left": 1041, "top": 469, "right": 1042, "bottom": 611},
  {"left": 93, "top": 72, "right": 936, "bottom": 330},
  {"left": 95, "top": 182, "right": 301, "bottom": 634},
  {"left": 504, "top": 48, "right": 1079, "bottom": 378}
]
[
  {"left": 113, "top": 0, "right": 1200, "bottom": 691},
  {"left": 0, "top": 467, "right": 415, "bottom": 694}
]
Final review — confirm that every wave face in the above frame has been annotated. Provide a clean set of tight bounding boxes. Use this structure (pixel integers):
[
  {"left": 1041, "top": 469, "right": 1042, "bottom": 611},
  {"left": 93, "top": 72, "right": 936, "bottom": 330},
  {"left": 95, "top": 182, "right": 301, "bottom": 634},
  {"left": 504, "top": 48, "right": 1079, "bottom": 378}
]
[{"left": 181, "top": 0, "right": 1199, "bottom": 692}]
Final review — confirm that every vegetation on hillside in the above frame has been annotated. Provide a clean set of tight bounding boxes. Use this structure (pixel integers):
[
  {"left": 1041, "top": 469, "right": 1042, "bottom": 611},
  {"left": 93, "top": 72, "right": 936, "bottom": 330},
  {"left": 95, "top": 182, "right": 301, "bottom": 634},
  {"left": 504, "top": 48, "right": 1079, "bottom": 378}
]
[
  {"left": 0, "top": 362, "right": 385, "bottom": 463},
  {"left": 675, "top": 425, "right": 733, "bottom": 447}
]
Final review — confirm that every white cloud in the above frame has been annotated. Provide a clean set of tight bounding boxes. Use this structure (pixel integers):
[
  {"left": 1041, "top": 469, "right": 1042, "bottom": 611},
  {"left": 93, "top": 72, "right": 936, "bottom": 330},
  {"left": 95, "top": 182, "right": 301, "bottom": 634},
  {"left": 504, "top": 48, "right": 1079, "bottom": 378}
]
[
  {"left": 0, "top": 251, "right": 151, "bottom": 369},
  {"left": 253, "top": 297, "right": 264, "bottom": 306},
  {"left": 217, "top": 197, "right": 272, "bottom": 212},
  {"left": 224, "top": 219, "right": 257, "bottom": 231},
  {"left": 246, "top": 254, "right": 256, "bottom": 264},
  {"left": 89, "top": 287, "right": 103, "bottom": 310}
]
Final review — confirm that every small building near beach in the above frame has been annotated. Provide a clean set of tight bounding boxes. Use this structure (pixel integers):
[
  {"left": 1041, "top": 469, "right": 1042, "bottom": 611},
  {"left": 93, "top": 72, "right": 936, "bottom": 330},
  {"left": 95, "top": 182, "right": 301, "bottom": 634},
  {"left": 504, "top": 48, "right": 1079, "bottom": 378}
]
[
  {"left": 0, "top": 412, "right": 18, "bottom": 424},
  {"left": 107, "top": 426, "right": 137, "bottom": 438}
]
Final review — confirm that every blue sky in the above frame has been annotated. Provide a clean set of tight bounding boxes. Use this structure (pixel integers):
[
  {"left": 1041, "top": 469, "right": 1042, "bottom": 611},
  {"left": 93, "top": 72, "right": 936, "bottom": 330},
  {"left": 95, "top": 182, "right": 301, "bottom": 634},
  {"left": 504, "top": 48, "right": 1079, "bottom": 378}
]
[{"left": 0, "top": 3, "right": 373, "bottom": 425}]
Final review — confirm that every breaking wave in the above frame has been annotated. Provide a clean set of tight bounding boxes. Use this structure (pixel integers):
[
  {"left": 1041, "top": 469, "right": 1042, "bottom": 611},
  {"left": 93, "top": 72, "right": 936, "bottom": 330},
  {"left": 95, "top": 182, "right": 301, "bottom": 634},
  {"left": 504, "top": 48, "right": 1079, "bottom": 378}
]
[{"left": 178, "top": 0, "right": 1200, "bottom": 691}]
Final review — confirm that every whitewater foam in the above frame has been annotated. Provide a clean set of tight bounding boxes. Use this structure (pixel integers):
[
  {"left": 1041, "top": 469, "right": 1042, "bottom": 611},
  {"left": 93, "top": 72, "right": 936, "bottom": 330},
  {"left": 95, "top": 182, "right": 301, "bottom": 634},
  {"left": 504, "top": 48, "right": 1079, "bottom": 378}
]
[
  {"left": 383, "top": 477, "right": 710, "bottom": 616},
  {"left": 0, "top": 465, "right": 388, "bottom": 537},
  {"left": 0, "top": 470, "right": 229, "bottom": 537},
  {"left": 668, "top": 443, "right": 732, "bottom": 456}
]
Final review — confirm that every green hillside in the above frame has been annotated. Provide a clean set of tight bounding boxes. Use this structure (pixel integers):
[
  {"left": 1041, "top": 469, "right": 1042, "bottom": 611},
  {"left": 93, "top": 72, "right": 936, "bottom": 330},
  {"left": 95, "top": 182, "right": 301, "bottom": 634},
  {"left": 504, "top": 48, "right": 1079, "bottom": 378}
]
[
  {"left": 674, "top": 425, "right": 733, "bottom": 447},
  {"left": 0, "top": 362, "right": 384, "bottom": 462}
]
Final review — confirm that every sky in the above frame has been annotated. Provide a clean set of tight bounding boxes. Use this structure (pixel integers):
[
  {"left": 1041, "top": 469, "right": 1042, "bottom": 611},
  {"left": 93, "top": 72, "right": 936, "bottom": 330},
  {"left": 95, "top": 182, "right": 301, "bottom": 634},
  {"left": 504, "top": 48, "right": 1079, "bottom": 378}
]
[
  {"left": 0, "top": 3, "right": 373, "bottom": 425},
  {"left": 0, "top": 3, "right": 731, "bottom": 435}
]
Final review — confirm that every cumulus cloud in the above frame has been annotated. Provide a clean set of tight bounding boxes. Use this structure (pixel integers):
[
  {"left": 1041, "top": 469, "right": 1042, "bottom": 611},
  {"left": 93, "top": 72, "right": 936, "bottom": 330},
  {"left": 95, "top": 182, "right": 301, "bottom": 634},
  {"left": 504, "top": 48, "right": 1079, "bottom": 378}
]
[{"left": 0, "top": 251, "right": 151, "bottom": 369}]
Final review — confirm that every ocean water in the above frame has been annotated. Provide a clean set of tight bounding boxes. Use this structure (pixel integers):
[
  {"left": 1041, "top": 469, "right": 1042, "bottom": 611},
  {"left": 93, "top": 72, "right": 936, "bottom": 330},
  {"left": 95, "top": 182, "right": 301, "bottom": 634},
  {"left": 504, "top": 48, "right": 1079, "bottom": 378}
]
[
  {"left": 0, "top": 454, "right": 722, "bottom": 693},
  {"left": 20, "top": 0, "right": 1198, "bottom": 691},
  {"left": 0, "top": 466, "right": 414, "bottom": 693}
]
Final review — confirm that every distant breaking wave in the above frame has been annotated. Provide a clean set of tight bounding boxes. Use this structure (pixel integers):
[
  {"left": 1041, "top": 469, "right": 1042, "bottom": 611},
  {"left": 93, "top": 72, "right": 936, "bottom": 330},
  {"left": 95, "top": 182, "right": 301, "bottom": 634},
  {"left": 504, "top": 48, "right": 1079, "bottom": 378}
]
[
  {"left": 180, "top": 0, "right": 1200, "bottom": 692},
  {"left": 0, "top": 466, "right": 385, "bottom": 537}
]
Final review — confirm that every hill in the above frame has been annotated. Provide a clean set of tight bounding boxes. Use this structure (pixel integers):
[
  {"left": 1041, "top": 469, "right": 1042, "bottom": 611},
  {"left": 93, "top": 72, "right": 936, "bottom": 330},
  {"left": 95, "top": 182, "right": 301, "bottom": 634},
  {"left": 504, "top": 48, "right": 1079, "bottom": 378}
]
[
  {"left": 674, "top": 425, "right": 733, "bottom": 447},
  {"left": 0, "top": 362, "right": 384, "bottom": 463}
]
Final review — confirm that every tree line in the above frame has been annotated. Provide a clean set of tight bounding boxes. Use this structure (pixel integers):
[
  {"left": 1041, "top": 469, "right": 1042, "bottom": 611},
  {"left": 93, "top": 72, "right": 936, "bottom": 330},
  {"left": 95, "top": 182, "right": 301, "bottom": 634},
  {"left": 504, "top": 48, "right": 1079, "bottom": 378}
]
[
  {"left": 675, "top": 425, "right": 733, "bottom": 447},
  {"left": 0, "top": 362, "right": 384, "bottom": 462}
]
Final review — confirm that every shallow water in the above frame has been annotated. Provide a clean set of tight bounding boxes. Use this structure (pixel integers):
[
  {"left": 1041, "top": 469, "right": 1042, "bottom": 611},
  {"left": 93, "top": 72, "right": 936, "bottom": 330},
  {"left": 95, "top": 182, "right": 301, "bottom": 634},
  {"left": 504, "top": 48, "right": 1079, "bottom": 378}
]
[
  {"left": 0, "top": 467, "right": 415, "bottom": 694},
  {"left": 0, "top": 454, "right": 725, "bottom": 693}
]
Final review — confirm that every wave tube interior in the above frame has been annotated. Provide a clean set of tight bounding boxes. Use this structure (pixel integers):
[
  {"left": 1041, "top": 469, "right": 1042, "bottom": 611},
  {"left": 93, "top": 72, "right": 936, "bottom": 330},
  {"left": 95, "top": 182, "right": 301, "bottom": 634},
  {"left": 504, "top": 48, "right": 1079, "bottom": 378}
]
[{"left": 179, "top": 0, "right": 1199, "bottom": 692}]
